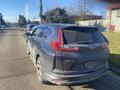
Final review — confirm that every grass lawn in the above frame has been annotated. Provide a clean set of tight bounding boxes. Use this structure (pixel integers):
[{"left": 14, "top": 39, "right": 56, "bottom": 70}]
[{"left": 103, "top": 32, "right": 120, "bottom": 69}]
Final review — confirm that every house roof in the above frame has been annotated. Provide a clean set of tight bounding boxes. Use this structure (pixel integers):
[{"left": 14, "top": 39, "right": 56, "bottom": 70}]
[
  {"left": 69, "top": 15, "right": 102, "bottom": 21},
  {"left": 107, "top": 4, "right": 120, "bottom": 10}
]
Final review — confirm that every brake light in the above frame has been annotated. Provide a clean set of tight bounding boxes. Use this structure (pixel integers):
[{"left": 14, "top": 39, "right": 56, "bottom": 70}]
[
  {"left": 102, "top": 43, "right": 108, "bottom": 48},
  {"left": 51, "top": 29, "right": 80, "bottom": 52}
]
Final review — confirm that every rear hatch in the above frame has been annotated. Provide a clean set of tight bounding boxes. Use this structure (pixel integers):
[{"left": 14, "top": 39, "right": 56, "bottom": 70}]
[{"left": 61, "top": 26, "right": 109, "bottom": 74}]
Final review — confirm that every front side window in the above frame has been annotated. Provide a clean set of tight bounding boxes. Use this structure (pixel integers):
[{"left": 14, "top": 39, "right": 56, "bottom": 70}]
[
  {"left": 31, "top": 28, "right": 38, "bottom": 36},
  {"left": 32, "top": 27, "right": 43, "bottom": 36}
]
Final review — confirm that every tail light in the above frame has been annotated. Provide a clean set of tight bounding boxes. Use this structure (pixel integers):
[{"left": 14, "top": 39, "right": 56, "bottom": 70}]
[
  {"left": 51, "top": 29, "right": 80, "bottom": 52},
  {"left": 102, "top": 43, "right": 108, "bottom": 48}
]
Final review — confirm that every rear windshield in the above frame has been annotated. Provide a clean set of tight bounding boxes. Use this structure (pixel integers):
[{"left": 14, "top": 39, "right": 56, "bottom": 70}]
[{"left": 62, "top": 27, "right": 106, "bottom": 44}]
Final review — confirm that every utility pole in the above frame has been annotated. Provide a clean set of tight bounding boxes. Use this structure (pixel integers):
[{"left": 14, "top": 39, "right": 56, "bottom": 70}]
[
  {"left": 83, "top": 0, "right": 87, "bottom": 19},
  {"left": 39, "top": 0, "right": 43, "bottom": 23},
  {"left": 25, "top": 4, "right": 29, "bottom": 21}
]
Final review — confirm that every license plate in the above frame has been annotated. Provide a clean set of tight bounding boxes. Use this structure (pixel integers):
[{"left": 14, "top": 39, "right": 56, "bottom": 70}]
[{"left": 85, "top": 61, "right": 96, "bottom": 69}]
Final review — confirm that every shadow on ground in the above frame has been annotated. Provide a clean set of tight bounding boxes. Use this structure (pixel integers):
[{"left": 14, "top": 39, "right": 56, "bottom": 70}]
[
  {"left": 0, "top": 70, "right": 36, "bottom": 80},
  {"left": 43, "top": 75, "right": 115, "bottom": 90},
  {"left": 0, "top": 29, "right": 6, "bottom": 33}
]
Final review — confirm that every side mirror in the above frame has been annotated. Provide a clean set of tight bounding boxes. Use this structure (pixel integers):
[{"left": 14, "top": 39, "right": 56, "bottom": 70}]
[{"left": 25, "top": 32, "right": 31, "bottom": 36}]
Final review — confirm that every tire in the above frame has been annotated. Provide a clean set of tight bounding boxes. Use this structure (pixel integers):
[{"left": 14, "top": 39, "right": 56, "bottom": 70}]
[{"left": 36, "top": 57, "right": 44, "bottom": 84}]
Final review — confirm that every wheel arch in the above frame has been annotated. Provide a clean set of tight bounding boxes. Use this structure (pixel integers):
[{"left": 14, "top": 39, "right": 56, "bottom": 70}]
[{"left": 36, "top": 54, "right": 40, "bottom": 65}]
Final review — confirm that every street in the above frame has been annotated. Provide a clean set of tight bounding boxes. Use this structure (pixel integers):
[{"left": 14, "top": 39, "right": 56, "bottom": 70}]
[{"left": 0, "top": 29, "right": 120, "bottom": 90}]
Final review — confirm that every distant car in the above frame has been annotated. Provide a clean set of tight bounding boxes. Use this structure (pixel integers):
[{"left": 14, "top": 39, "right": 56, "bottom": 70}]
[
  {"left": 25, "top": 24, "right": 109, "bottom": 85},
  {"left": 1, "top": 25, "right": 7, "bottom": 28},
  {"left": 26, "top": 24, "right": 37, "bottom": 33}
]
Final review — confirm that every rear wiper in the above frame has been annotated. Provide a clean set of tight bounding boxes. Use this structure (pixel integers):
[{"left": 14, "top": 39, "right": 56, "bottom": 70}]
[{"left": 74, "top": 41, "right": 93, "bottom": 44}]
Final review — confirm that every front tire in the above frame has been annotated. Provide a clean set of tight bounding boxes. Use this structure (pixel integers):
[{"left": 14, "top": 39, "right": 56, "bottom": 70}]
[{"left": 36, "top": 57, "right": 44, "bottom": 84}]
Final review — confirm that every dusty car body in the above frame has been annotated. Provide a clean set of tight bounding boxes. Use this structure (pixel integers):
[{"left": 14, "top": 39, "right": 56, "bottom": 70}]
[{"left": 25, "top": 24, "right": 109, "bottom": 85}]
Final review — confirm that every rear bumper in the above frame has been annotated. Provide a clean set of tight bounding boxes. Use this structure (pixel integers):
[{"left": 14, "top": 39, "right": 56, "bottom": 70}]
[{"left": 45, "top": 67, "right": 107, "bottom": 85}]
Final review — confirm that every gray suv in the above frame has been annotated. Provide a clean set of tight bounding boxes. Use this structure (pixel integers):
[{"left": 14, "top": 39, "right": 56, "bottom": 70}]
[{"left": 25, "top": 24, "right": 109, "bottom": 85}]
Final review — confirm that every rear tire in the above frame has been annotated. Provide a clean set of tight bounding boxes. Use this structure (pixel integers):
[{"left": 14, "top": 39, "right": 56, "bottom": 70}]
[{"left": 36, "top": 57, "right": 44, "bottom": 84}]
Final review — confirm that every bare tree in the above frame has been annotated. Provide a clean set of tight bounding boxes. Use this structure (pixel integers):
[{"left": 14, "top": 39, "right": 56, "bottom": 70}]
[{"left": 75, "top": 0, "right": 95, "bottom": 19}]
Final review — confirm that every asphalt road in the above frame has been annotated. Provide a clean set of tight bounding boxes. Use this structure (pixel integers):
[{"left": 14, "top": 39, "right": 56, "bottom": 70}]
[{"left": 0, "top": 29, "right": 120, "bottom": 90}]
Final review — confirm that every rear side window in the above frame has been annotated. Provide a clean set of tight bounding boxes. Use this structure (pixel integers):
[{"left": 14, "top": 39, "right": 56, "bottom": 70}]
[
  {"left": 42, "top": 27, "right": 53, "bottom": 38},
  {"left": 62, "top": 27, "right": 106, "bottom": 44}
]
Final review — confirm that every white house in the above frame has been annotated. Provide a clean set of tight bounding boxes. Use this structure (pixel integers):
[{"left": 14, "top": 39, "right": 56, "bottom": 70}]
[
  {"left": 107, "top": 4, "right": 120, "bottom": 32},
  {"left": 76, "top": 4, "right": 120, "bottom": 32}
]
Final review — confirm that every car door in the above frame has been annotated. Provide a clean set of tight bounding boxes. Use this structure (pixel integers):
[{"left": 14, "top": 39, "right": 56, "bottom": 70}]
[
  {"left": 28, "top": 27, "right": 39, "bottom": 60},
  {"left": 27, "top": 27, "right": 37, "bottom": 57},
  {"left": 31, "top": 27, "right": 44, "bottom": 63},
  {"left": 40, "top": 26, "right": 54, "bottom": 71}
]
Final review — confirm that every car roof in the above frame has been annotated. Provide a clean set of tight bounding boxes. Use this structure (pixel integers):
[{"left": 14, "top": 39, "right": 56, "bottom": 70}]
[
  {"left": 27, "top": 24, "right": 37, "bottom": 26},
  {"left": 36, "top": 23, "right": 97, "bottom": 30}
]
